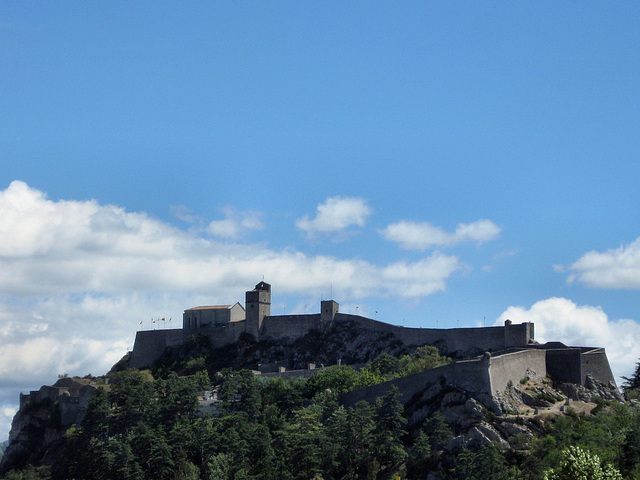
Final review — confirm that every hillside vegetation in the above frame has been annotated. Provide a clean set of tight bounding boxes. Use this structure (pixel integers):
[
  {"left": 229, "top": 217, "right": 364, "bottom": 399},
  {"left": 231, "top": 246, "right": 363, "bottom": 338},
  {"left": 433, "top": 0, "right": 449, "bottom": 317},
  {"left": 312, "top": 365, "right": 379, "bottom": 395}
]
[{"left": 2, "top": 331, "right": 640, "bottom": 479}]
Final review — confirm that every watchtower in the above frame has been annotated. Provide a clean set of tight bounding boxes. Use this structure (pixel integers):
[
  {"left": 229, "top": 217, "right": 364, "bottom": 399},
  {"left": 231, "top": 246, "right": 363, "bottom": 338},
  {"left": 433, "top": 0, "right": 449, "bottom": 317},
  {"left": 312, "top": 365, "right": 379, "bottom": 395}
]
[
  {"left": 245, "top": 281, "right": 271, "bottom": 340},
  {"left": 321, "top": 300, "right": 339, "bottom": 322},
  {"left": 504, "top": 319, "right": 535, "bottom": 348}
]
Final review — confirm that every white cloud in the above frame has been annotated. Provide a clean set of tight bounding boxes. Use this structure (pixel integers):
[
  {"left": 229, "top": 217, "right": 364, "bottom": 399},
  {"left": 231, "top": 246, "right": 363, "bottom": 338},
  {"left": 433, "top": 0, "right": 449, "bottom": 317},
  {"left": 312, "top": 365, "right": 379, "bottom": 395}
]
[
  {"left": 170, "top": 204, "right": 200, "bottom": 223},
  {"left": 0, "top": 294, "right": 157, "bottom": 383},
  {"left": 296, "top": 196, "right": 371, "bottom": 236},
  {"left": 0, "top": 404, "right": 17, "bottom": 442},
  {"left": 565, "top": 237, "right": 640, "bottom": 289},
  {"left": 0, "top": 182, "right": 460, "bottom": 299},
  {"left": 496, "top": 297, "right": 640, "bottom": 383},
  {"left": 207, "top": 207, "right": 264, "bottom": 240},
  {"left": 381, "top": 219, "right": 501, "bottom": 250}
]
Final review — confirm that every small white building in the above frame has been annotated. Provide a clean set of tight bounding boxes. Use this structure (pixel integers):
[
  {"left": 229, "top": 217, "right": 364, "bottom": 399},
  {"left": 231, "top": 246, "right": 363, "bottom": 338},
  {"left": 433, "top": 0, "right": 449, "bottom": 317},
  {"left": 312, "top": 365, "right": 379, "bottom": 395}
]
[{"left": 183, "top": 302, "right": 245, "bottom": 329}]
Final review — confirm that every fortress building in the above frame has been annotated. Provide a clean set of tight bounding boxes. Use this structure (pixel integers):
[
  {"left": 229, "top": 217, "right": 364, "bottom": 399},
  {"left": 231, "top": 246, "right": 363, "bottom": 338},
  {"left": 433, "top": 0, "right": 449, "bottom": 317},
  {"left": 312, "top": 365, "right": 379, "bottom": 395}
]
[
  {"left": 130, "top": 282, "right": 533, "bottom": 367},
  {"left": 182, "top": 303, "right": 246, "bottom": 329},
  {"left": 5, "top": 283, "right": 619, "bottom": 474},
  {"left": 181, "top": 281, "right": 272, "bottom": 333},
  {"left": 128, "top": 282, "right": 616, "bottom": 393}
]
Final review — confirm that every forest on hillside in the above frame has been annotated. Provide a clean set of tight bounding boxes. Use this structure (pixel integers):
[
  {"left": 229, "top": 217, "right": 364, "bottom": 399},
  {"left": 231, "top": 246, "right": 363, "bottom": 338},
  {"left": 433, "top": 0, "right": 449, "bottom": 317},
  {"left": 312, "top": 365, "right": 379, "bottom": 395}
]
[{"left": 2, "top": 348, "right": 640, "bottom": 480}]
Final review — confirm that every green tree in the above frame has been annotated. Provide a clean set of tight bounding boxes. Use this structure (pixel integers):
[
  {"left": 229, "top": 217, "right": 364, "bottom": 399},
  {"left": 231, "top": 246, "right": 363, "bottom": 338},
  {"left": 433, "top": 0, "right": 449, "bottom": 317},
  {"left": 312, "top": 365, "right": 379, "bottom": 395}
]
[
  {"left": 284, "top": 405, "right": 329, "bottom": 480},
  {"left": 620, "top": 413, "right": 640, "bottom": 479},
  {"left": 543, "top": 446, "right": 623, "bottom": 480},
  {"left": 260, "top": 376, "right": 306, "bottom": 415},
  {"left": 373, "top": 387, "right": 408, "bottom": 479},
  {"left": 155, "top": 375, "right": 201, "bottom": 426},
  {"left": 304, "top": 365, "right": 361, "bottom": 396},
  {"left": 368, "top": 353, "right": 402, "bottom": 378},
  {"left": 216, "top": 369, "right": 261, "bottom": 419},
  {"left": 452, "top": 445, "right": 520, "bottom": 480},
  {"left": 342, "top": 401, "right": 377, "bottom": 478},
  {"left": 1, "top": 465, "right": 52, "bottom": 480},
  {"left": 622, "top": 359, "right": 640, "bottom": 399},
  {"left": 400, "top": 345, "right": 450, "bottom": 375},
  {"left": 80, "top": 386, "right": 111, "bottom": 439},
  {"left": 423, "top": 412, "right": 453, "bottom": 450},
  {"left": 204, "top": 452, "right": 231, "bottom": 480},
  {"left": 108, "top": 369, "right": 157, "bottom": 435}
]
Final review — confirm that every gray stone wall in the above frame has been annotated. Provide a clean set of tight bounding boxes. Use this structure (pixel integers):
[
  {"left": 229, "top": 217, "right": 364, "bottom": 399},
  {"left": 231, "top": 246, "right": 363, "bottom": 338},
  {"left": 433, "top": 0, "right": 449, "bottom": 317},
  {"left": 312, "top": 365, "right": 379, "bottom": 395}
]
[
  {"left": 580, "top": 348, "right": 616, "bottom": 386},
  {"left": 260, "top": 314, "right": 321, "bottom": 341},
  {"left": 129, "top": 321, "right": 251, "bottom": 369},
  {"left": 488, "top": 349, "right": 547, "bottom": 394},
  {"left": 504, "top": 320, "right": 535, "bottom": 348},
  {"left": 341, "top": 356, "right": 493, "bottom": 408},
  {"left": 130, "top": 313, "right": 536, "bottom": 369},
  {"left": 129, "top": 329, "right": 186, "bottom": 369},
  {"left": 18, "top": 382, "right": 96, "bottom": 427},
  {"left": 342, "top": 349, "right": 551, "bottom": 410},
  {"left": 545, "top": 349, "right": 583, "bottom": 385},
  {"left": 337, "top": 314, "right": 533, "bottom": 356},
  {"left": 209, "top": 321, "right": 247, "bottom": 348}
]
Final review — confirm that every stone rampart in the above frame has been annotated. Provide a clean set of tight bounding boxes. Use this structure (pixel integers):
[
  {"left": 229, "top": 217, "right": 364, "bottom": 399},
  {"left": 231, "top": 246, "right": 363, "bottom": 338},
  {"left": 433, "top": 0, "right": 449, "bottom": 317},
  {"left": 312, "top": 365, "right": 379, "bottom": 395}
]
[
  {"left": 340, "top": 347, "right": 616, "bottom": 412},
  {"left": 260, "top": 314, "right": 321, "bottom": 341},
  {"left": 129, "top": 329, "right": 186, "bottom": 369},
  {"left": 18, "top": 380, "right": 97, "bottom": 426},
  {"left": 341, "top": 355, "right": 493, "bottom": 408},
  {"left": 208, "top": 321, "right": 247, "bottom": 348},
  {"left": 580, "top": 348, "right": 616, "bottom": 386},
  {"left": 129, "top": 322, "right": 250, "bottom": 369},
  {"left": 334, "top": 314, "right": 533, "bottom": 356},
  {"left": 545, "top": 348, "right": 582, "bottom": 384},
  {"left": 488, "top": 349, "right": 547, "bottom": 394},
  {"left": 342, "top": 349, "right": 552, "bottom": 411},
  {"left": 129, "top": 312, "right": 535, "bottom": 369}
]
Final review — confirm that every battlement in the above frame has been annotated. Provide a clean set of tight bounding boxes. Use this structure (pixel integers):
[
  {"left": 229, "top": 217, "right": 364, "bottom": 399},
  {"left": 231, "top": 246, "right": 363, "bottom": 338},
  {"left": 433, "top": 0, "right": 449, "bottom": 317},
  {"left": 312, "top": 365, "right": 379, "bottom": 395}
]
[{"left": 130, "top": 282, "right": 536, "bottom": 369}]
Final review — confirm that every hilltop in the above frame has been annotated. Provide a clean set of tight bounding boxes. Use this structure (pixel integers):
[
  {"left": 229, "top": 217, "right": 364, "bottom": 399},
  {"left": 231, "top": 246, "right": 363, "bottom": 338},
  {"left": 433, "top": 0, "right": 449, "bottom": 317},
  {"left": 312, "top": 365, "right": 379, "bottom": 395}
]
[
  {"left": 0, "top": 282, "right": 630, "bottom": 479},
  {"left": 1, "top": 319, "right": 629, "bottom": 479}
]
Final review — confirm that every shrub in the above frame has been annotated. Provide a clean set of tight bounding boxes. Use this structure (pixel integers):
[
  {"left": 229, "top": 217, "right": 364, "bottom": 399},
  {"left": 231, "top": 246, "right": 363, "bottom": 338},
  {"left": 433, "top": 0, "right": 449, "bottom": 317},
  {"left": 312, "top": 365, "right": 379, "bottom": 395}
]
[{"left": 543, "top": 446, "right": 622, "bottom": 480}]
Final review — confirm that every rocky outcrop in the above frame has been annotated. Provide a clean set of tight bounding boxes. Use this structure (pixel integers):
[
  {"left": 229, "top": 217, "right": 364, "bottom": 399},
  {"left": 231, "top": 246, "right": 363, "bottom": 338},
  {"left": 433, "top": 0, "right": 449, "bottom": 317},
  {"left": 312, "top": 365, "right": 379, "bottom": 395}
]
[
  {"left": 0, "top": 398, "right": 65, "bottom": 473},
  {"left": 559, "top": 375, "right": 624, "bottom": 403},
  {"left": 0, "top": 377, "right": 98, "bottom": 474},
  {"left": 397, "top": 368, "right": 625, "bottom": 458}
]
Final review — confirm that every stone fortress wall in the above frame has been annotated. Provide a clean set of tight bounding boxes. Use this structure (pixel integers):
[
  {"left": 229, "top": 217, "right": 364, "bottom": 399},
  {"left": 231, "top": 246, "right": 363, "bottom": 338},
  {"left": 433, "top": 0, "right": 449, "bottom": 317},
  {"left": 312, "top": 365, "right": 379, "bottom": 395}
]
[
  {"left": 129, "top": 311, "right": 534, "bottom": 369},
  {"left": 342, "top": 345, "right": 616, "bottom": 410},
  {"left": 18, "top": 377, "right": 97, "bottom": 428},
  {"left": 127, "top": 282, "right": 616, "bottom": 396},
  {"left": 342, "top": 355, "right": 495, "bottom": 409},
  {"left": 129, "top": 282, "right": 536, "bottom": 369}
]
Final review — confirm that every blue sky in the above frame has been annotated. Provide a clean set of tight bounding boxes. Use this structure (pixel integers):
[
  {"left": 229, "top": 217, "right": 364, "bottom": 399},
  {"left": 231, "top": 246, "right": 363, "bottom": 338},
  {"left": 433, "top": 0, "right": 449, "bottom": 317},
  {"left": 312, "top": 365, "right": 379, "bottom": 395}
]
[{"left": 1, "top": 2, "right": 639, "bottom": 439}]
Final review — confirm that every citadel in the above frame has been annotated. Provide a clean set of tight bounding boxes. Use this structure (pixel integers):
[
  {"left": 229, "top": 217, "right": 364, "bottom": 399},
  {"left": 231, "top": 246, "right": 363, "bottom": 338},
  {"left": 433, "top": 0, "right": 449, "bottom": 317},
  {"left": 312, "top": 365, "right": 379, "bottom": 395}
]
[
  {"left": 130, "top": 281, "right": 617, "bottom": 397},
  {"left": 8, "top": 281, "right": 620, "bottom": 467},
  {"left": 129, "top": 281, "right": 535, "bottom": 369}
]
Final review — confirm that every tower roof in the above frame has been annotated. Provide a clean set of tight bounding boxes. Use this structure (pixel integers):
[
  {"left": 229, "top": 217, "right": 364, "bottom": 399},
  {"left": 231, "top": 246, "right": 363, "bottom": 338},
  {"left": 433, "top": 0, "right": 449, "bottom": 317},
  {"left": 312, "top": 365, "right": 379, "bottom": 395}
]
[{"left": 185, "top": 305, "right": 231, "bottom": 311}]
